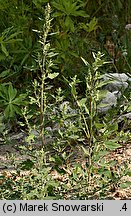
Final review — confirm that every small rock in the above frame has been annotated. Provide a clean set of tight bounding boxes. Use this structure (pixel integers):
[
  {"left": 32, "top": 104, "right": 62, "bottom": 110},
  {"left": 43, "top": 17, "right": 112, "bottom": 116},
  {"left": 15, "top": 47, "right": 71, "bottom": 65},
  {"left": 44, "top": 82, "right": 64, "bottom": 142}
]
[
  {"left": 103, "top": 73, "right": 131, "bottom": 92},
  {"left": 98, "top": 91, "right": 119, "bottom": 112}
]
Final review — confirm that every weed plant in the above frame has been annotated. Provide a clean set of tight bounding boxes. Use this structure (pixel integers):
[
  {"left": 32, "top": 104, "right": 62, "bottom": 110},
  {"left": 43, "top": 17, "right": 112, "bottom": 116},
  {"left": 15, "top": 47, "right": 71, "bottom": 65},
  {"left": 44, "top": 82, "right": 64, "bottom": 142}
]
[
  {"left": 22, "top": 3, "right": 59, "bottom": 146},
  {"left": 0, "top": 2, "right": 131, "bottom": 200}
]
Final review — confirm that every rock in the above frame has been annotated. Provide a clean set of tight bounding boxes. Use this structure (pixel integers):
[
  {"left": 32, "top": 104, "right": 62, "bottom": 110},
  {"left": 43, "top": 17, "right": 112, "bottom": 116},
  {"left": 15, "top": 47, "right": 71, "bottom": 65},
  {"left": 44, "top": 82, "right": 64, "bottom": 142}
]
[
  {"left": 10, "top": 132, "right": 25, "bottom": 140},
  {"left": 118, "top": 112, "right": 131, "bottom": 121},
  {"left": 103, "top": 73, "right": 131, "bottom": 92},
  {"left": 30, "top": 129, "right": 39, "bottom": 137},
  {"left": 97, "top": 91, "right": 119, "bottom": 112},
  {"left": 98, "top": 73, "right": 131, "bottom": 112},
  {"left": 117, "top": 112, "right": 131, "bottom": 131},
  {"left": 60, "top": 101, "right": 76, "bottom": 115}
]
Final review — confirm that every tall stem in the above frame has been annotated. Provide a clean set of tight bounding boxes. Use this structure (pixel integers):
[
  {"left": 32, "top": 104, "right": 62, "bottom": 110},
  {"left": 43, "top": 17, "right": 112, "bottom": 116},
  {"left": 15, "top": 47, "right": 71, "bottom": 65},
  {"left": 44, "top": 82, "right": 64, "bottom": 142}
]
[{"left": 39, "top": 4, "right": 51, "bottom": 146}]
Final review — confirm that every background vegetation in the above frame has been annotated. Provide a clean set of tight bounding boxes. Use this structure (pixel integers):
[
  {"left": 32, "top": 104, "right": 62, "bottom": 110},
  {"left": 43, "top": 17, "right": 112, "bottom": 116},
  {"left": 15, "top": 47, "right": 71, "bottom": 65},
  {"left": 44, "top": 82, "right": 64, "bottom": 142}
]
[{"left": 0, "top": 0, "right": 131, "bottom": 200}]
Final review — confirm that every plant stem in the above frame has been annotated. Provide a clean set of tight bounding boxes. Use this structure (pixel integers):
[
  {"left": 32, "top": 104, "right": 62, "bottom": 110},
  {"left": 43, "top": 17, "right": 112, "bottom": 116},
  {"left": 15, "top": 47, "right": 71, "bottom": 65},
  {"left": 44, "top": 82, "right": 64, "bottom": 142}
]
[{"left": 39, "top": 4, "right": 51, "bottom": 146}]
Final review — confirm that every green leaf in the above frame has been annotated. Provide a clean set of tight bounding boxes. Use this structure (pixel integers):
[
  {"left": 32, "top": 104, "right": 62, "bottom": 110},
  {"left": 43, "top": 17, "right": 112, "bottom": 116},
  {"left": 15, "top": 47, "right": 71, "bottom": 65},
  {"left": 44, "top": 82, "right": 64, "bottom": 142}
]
[
  {"left": 5, "top": 39, "right": 22, "bottom": 44},
  {"left": 72, "top": 10, "right": 88, "bottom": 17},
  {"left": 95, "top": 150, "right": 109, "bottom": 158},
  {"left": 78, "top": 98, "right": 87, "bottom": 106},
  {"left": 53, "top": 12, "right": 63, "bottom": 17},
  {"left": 71, "top": 84, "right": 77, "bottom": 96},
  {"left": 95, "top": 122, "right": 104, "bottom": 129},
  {"left": 52, "top": 2, "right": 65, "bottom": 12},
  {"left": 104, "top": 141, "right": 122, "bottom": 150},
  {"left": 12, "top": 104, "right": 19, "bottom": 116},
  {"left": 5, "top": 31, "right": 22, "bottom": 42},
  {"left": 65, "top": 16, "right": 74, "bottom": 32},
  {"left": 0, "top": 53, "right": 6, "bottom": 61},
  {"left": 1, "top": 43, "right": 9, "bottom": 56},
  {"left": 8, "top": 83, "right": 17, "bottom": 101},
  {"left": 12, "top": 94, "right": 27, "bottom": 105},
  {"left": 0, "top": 85, "right": 8, "bottom": 101},
  {"left": 69, "top": 51, "right": 79, "bottom": 57},
  {"left": 98, "top": 103, "right": 109, "bottom": 108},
  {"left": 86, "top": 17, "right": 98, "bottom": 32},
  {"left": 97, "top": 90, "right": 109, "bottom": 100},
  {"left": 0, "top": 69, "right": 10, "bottom": 78},
  {"left": 108, "top": 123, "right": 118, "bottom": 132},
  {"left": 126, "top": 170, "right": 131, "bottom": 176},
  {"left": 98, "top": 168, "right": 111, "bottom": 177},
  {"left": 127, "top": 104, "right": 131, "bottom": 112},
  {"left": 4, "top": 104, "right": 13, "bottom": 118},
  {"left": 48, "top": 72, "right": 59, "bottom": 79},
  {"left": 120, "top": 182, "right": 131, "bottom": 189}
]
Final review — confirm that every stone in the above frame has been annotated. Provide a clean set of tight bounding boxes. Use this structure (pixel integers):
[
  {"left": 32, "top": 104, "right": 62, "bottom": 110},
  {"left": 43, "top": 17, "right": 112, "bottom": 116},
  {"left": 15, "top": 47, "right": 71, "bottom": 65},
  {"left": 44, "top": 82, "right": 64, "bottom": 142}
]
[
  {"left": 103, "top": 73, "right": 131, "bottom": 92},
  {"left": 98, "top": 91, "right": 119, "bottom": 112},
  {"left": 98, "top": 73, "right": 131, "bottom": 112},
  {"left": 60, "top": 101, "right": 76, "bottom": 115},
  {"left": 118, "top": 112, "right": 131, "bottom": 121}
]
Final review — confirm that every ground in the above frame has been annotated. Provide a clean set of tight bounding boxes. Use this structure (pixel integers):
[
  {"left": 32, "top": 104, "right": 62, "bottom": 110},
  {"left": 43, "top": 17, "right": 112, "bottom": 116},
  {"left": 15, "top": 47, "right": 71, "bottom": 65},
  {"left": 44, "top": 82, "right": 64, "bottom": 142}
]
[{"left": 0, "top": 132, "right": 131, "bottom": 200}]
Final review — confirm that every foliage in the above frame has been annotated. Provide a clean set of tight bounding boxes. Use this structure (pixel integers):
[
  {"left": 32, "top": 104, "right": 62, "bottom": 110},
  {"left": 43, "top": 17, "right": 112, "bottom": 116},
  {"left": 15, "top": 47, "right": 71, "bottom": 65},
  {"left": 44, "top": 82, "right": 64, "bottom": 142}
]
[
  {"left": 0, "top": 82, "right": 27, "bottom": 118},
  {"left": 52, "top": 0, "right": 88, "bottom": 32},
  {"left": 0, "top": 27, "right": 22, "bottom": 60},
  {"left": 57, "top": 52, "right": 130, "bottom": 198},
  {"left": 54, "top": 161, "right": 130, "bottom": 199},
  {"left": 0, "top": 149, "right": 59, "bottom": 200},
  {"left": 0, "top": 1, "right": 131, "bottom": 200},
  {"left": 24, "top": 4, "right": 59, "bottom": 146},
  {"left": 0, "top": 146, "right": 130, "bottom": 200}
]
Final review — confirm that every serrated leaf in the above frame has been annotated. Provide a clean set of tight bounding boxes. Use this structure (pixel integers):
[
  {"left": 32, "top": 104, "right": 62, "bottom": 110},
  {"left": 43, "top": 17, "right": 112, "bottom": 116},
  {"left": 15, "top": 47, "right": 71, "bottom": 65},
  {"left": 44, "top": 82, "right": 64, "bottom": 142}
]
[{"left": 48, "top": 72, "right": 59, "bottom": 79}]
